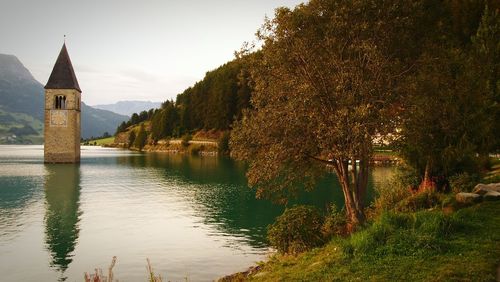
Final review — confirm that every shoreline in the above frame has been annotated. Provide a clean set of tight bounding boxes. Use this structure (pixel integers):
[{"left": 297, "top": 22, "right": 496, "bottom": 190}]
[
  {"left": 218, "top": 200, "right": 500, "bottom": 281},
  {"left": 104, "top": 138, "right": 220, "bottom": 156},
  {"left": 104, "top": 141, "right": 401, "bottom": 164}
]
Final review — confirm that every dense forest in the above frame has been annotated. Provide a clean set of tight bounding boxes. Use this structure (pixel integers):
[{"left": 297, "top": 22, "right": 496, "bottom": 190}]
[{"left": 116, "top": 58, "right": 251, "bottom": 141}]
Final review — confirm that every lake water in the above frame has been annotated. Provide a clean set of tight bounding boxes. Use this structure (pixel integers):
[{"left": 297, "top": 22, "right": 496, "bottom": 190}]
[{"left": 0, "top": 145, "right": 394, "bottom": 281}]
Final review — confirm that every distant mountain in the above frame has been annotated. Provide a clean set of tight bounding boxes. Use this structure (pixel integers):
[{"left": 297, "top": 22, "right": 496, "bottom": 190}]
[
  {"left": 0, "top": 54, "right": 45, "bottom": 121},
  {"left": 0, "top": 54, "right": 128, "bottom": 143},
  {"left": 80, "top": 102, "right": 128, "bottom": 138},
  {"left": 92, "top": 100, "right": 161, "bottom": 116}
]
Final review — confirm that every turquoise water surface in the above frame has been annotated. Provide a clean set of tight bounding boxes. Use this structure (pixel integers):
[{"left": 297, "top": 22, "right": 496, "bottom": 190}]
[{"left": 0, "top": 145, "right": 393, "bottom": 281}]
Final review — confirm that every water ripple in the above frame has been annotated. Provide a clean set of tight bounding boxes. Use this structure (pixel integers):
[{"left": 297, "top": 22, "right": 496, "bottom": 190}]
[{"left": 0, "top": 146, "right": 394, "bottom": 281}]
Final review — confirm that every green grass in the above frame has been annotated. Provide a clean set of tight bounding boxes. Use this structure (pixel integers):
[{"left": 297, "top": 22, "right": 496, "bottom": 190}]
[
  {"left": 241, "top": 201, "right": 500, "bottom": 281},
  {"left": 0, "top": 108, "right": 44, "bottom": 144},
  {"left": 84, "top": 136, "right": 115, "bottom": 146},
  {"left": 0, "top": 109, "right": 43, "bottom": 131}
]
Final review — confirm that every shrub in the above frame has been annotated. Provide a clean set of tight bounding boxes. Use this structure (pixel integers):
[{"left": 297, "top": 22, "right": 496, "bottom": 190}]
[
  {"left": 374, "top": 179, "right": 412, "bottom": 212},
  {"left": 267, "top": 205, "right": 325, "bottom": 254},
  {"left": 322, "top": 204, "right": 347, "bottom": 239},
  {"left": 449, "top": 172, "right": 479, "bottom": 193},
  {"left": 373, "top": 166, "right": 419, "bottom": 213}
]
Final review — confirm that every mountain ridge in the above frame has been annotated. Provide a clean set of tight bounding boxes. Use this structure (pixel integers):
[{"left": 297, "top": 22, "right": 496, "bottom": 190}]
[
  {"left": 0, "top": 54, "right": 128, "bottom": 143},
  {"left": 92, "top": 100, "right": 161, "bottom": 116}
]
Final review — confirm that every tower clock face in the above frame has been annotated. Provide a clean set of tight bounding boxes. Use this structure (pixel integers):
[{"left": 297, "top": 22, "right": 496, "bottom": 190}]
[{"left": 50, "top": 110, "right": 68, "bottom": 127}]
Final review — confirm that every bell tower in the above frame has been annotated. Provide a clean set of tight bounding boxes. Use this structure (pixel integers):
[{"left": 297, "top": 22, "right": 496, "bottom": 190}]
[{"left": 44, "top": 43, "right": 82, "bottom": 163}]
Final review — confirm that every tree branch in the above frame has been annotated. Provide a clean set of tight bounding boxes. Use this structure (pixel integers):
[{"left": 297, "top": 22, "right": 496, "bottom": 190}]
[{"left": 308, "top": 155, "right": 335, "bottom": 165}]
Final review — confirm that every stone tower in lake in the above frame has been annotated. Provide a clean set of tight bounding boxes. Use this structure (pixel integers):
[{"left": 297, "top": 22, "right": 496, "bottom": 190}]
[{"left": 44, "top": 43, "right": 81, "bottom": 163}]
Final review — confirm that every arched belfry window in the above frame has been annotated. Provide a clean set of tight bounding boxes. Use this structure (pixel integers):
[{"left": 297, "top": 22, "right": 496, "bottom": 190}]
[{"left": 54, "top": 95, "right": 67, "bottom": 109}]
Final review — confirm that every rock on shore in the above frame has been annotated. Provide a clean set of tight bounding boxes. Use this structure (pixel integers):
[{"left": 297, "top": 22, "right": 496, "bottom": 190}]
[{"left": 456, "top": 183, "right": 500, "bottom": 204}]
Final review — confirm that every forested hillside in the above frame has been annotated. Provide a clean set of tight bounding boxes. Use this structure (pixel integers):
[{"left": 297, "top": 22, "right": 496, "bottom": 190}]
[{"left": 116, "top": 58, "right": 251, "bottom": 141}]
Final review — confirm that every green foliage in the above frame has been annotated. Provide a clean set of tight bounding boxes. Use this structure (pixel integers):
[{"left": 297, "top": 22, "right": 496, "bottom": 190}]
[
  {"left": 115, "top": 121, "right": 128, "bottom": 134},
  {"left": 393, "top": 166, "right": 421, "bottom": 189},
  {"left": 151, "top": 101, "right": 179, "bottom": 140},
  {"left": 321, "top": 204, "right": 347, "bottom": 239},
  {"left": 0, "top": 109, "right": 44, "bottom": 144},
  {"left": 374, "top": 178, "right": 412, "bottom": 212},
  {"left": 471, "top": 5, "right": 500, "bottom": 154},
  {"left": 449, "top": 172, "right": 480, "bottom": 193},
  {"left": 134, "top": 124, "right": 147, "bottom": 150},
  {"left": 8, "top": 125, "right": 38, "bottom": 136},
  {"left": 127, "top": 130, "right": 136, "bottom": 148},
  {"left": 130, "top": 113, "right": 140, "bottom": 124},
  {"left": 231, "top": 0, "right": 431, "bottom": 225},
  {"left": 82, "top": 136, "right": 114, "bottom": 146},
  {"left": 117, "top": 109, "right": 152, "bottom": 135},
  {"left": 176, "top": 60, "right": 251, "bottom": 131},
  {"left": 117, "top": 59, "right": 252, "bottom": 140},
  {"left": 398, "top": 4, "right": 500, "bottom": 180},
  {"left": 267, "top": 205, "right": 325, "bottom": 254},
  {"left": 244, "top": 202, "right": 500, "bottom": 281}
]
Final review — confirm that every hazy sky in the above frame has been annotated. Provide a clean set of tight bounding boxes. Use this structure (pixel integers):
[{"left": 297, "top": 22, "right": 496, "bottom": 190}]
[{"left": 0, "top": 0, "right": 303, "bottom": 105}]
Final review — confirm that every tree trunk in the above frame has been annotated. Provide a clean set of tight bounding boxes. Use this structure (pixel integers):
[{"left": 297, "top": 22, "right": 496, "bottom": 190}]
[
  {"left": 418, "top": 159, "right": 436, "bottom": 192},
  {"left": 334, "top": 158, "right": 367, "bottom": 233}
]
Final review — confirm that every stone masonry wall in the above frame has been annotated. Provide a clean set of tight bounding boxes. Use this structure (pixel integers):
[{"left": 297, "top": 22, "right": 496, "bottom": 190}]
[{"left": 44, "top": 89, "right": 81, "bottom": 163}]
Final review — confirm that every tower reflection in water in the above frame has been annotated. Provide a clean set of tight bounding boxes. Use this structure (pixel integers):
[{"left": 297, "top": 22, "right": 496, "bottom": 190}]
[{"left": 44, "top": 164, "right": 81, "bottom": 278}]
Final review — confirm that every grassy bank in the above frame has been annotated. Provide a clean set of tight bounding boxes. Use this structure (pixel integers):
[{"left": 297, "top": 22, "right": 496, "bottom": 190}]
[
  {"left": 83, "top": 136, "right": 115, "bottom": 146},
  {"left": 140, "top": 141, "right": 218, "bottom": 155},
  {"left": 225, "top": 201, "right": 500, "bottom": 281}
]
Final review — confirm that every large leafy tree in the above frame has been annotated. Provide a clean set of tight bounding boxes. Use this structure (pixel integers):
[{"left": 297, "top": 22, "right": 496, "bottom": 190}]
[
  {"left": 231, "top": 0, "right": 425, "bottom": 228},
  {"left": 399, "top": 51, "right": 491, "bottom": 186},
  {"left": 399, "top": 4, "right": 499, "bottom": 189}
]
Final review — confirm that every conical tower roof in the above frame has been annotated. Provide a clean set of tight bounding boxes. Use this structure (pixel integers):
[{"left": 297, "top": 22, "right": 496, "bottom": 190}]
[{"left": 45, "top": 43, "right": 81, "bottom": 93}]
